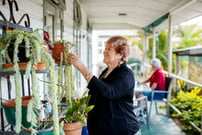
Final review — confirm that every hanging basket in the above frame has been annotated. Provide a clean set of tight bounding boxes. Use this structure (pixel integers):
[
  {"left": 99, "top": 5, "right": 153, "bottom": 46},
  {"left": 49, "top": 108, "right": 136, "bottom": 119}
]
[
  {"left": 52, "top": 43, "right": 65, "bottom": 64},
  {"left": 63, "top": 122, "right": 83, "bottom": 135},
  {"left": 2, "top": 96, "right": 32, "bottom": 128},
  {"left": 52, "top": 42, "right": 72, "bottom": 64}
]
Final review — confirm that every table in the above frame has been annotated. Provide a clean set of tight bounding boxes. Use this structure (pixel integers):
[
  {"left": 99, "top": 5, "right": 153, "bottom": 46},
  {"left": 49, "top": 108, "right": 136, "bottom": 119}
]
[
  {"left": 135, "top": 83, "right": 151, "bottom": 92},
  {"left": 133, "top": 83, "right": 151, "bottom": 106}
]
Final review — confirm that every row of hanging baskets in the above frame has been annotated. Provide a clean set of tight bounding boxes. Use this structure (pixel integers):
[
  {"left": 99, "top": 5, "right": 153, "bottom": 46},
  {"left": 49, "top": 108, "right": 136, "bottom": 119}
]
[{"left": 1, "top": 40, "right": 70, "bottom": 70}]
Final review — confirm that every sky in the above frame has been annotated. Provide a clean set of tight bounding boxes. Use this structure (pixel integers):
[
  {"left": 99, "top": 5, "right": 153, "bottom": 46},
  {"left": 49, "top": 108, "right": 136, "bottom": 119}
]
[{"left": 181, "top": 15, "right": 202, "bottom": 25}]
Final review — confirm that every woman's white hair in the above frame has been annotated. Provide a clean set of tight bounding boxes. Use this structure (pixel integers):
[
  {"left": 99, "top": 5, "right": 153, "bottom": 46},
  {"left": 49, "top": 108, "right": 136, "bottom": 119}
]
[{"left": 151, "top": 58, "right": 161, "bottom": 68}]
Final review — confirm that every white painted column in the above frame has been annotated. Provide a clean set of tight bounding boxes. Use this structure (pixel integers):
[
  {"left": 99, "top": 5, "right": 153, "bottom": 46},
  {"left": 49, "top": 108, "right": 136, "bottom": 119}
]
[
  {"left": 168, "top": 15, "right": 173, "bottom": 77},
  {"left": 152, "top": 28, "right": 156, "bottom": 59},
  {"left": 142, "top": 35, "right": 147, "bottom": 63}
]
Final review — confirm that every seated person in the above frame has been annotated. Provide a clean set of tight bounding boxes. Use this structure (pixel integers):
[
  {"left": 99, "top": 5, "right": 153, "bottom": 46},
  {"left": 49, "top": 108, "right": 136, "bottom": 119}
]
[{"left": 136, "top": 58, "right": 166, "bottom": 101}]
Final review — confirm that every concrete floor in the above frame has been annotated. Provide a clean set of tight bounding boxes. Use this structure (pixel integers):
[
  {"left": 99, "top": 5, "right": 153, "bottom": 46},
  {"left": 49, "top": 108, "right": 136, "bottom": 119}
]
[{"left": 140, "top": 102, "right": 186, "bottom": 135}]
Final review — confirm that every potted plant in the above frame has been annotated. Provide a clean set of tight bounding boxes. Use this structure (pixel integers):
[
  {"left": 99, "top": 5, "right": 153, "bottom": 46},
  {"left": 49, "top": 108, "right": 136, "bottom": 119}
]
[
  {"left": 56, "top": 43, "right": 94, "bottom": 135},
  {"left": 0, "top": 29, "right": 60, "bottom": 135},
  {"left": 52, "top": 40, "right": 71, "bottom": 64},
  {"left": 62, "top": 90, "right": 94, "bottom": 135},
  {"left": 0, "top": 29, "right": 47, "bottom": 69},
  {"left": 2, "top": 96, "right": 54, "bottom": 135}
]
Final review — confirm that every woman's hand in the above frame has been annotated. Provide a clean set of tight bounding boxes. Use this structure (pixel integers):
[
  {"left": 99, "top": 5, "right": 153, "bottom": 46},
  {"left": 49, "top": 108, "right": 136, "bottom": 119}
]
[
  {"left": 68, "top": 53, "right": 84, "bottom": 71},
  {"left": 68, "top": 53, "right": 93, "bottom": 82}
]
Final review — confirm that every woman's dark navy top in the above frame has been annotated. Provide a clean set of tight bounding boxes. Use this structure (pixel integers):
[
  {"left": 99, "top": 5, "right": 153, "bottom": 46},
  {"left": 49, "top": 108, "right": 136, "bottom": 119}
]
[{"left": 87, "top": 63, "right": 140, "bottom": 135}]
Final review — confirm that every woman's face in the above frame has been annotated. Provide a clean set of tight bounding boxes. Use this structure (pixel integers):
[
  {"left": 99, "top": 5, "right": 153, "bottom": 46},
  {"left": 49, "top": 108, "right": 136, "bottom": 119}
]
[
  {"left": 103, "top": 43, "right": 122, "bottom": 66},
  {"left": 151, "top": 64, "right": 158, "bottom": 71}
]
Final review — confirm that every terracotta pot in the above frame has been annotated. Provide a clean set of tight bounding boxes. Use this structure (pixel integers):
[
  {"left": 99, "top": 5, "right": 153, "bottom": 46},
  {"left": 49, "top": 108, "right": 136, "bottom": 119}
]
[
  {"left": 2, "top": 62, "right": 46, "bottom": 70},
  {"left": 32, "top": 62, "right": 46, "bottom": 70},
  {"left": 63, "top": 122, "right": 83, "bottom": 135},
  {"left": 2, "top": 62, "right": 27, "bottom": 69},
  {"left": 52, "top": 42, "right": 72, "bottom": 64},
  {"left": 3, "top": 96, "right": 32, "bottom": 107},
  {"left": 52, "top": 43, "right": 65, "bottom": 64}
]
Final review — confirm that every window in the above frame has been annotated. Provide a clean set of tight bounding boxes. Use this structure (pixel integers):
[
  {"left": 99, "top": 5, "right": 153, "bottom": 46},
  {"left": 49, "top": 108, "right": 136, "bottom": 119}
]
[{"left": 43, "top": 0, "right": 64, "bottom": 41}]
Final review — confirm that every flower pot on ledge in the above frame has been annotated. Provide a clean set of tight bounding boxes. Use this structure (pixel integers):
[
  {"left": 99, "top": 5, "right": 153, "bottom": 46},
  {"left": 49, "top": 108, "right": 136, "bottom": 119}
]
[
  {"left": 63, "top": 122, "right": 83, "bottom": 135},
  {"left": 2, "top": 62, "right": 46, "bottom": 70}
]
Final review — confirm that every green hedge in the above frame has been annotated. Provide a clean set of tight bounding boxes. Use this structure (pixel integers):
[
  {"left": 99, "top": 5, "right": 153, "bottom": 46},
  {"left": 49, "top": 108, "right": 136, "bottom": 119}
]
[{"left": 170, "top": 85, "right": 202, "bottom": 135}]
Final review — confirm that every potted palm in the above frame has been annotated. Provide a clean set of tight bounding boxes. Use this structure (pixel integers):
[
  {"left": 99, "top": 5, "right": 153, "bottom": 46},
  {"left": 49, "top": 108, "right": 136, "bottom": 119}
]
[{"left": 0, "top": 29, "right": 59, "bottom": 135}]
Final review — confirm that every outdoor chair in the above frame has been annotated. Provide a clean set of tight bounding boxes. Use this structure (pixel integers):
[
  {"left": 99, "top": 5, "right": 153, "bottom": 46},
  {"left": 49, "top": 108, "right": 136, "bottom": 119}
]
[
  {"left": 133, "top": 96, "right": 150, "bottom": 129},
  {"left": 149, "top": 77, "right": 173, "bottom": 117}
]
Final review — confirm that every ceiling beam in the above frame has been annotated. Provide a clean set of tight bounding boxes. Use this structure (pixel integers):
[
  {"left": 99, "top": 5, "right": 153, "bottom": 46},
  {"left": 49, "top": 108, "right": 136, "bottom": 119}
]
[
  {"left": 143, "top": 13, "right": 169, "bottom": 33},
  {"left": 170, "top": 0, "right": 197, "bottom": 15}
]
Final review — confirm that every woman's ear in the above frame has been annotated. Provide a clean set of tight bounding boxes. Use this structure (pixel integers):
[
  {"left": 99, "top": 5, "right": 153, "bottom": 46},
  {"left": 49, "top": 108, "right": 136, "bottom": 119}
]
[{"left": 118, "top": 54, "right": 123, "bottom": 60}]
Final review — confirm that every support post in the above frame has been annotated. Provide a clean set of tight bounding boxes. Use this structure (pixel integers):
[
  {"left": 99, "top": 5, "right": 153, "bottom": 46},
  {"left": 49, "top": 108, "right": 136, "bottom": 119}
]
[
  {"left": 168, "top": 15, "right": 173, "bottom": 77},
  {"left": 152, "top": 28, "right": 156, "bottom": 59}
]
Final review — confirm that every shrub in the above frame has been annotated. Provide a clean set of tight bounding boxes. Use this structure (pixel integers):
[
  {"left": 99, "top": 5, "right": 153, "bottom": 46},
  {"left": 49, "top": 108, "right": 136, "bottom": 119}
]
[{"left": 170, "top": 86, "right": 202, "bottom": 135}]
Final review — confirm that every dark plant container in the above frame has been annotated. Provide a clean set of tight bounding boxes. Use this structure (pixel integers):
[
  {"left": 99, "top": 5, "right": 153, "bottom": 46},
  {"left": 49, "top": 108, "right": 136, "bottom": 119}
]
[
  {"left": 7, "top": 39, "right": 30, "bottom": 63},
  {"left": 2, "top": 96, "right": 32, "bottom": 128}
]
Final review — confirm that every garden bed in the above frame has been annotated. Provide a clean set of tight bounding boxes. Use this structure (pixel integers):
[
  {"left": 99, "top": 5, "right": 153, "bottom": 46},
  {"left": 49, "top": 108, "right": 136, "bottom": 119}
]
[{"left": 169, "top": 86, "right": 202, "bottom": 135}]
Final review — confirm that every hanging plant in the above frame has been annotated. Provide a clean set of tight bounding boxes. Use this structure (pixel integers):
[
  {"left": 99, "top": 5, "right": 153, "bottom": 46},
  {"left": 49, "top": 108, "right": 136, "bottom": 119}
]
[
  {"left": 0, "top": 29, "right": 59, "bottom": 135},
  {"left": 55, "top": 42, "right": 94, "bottom": 135},
  {"left": 52, "top": 40, "right": 71, "bottom": 64}
]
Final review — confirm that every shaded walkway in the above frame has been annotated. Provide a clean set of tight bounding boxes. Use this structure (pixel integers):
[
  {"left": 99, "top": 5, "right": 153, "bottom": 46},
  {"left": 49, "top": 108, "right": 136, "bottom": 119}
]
[{"left": 140, "top": 103, "right": 186, "bottom": 135}]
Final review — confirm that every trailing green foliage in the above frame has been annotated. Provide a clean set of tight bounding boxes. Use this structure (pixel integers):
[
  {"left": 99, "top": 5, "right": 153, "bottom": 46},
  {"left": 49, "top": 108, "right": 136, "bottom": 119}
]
[
  {"left": 56, "top": 42, "right": 94, "bottom": 124},
  {"left": 54, "top": 39, "right": 69, "bottom": 44},
  {"left": 0, "top": 29, "right": 59, "bottom": 135},
  {"left": 14, "top": 63, "right": 22, "bottom": 133}
]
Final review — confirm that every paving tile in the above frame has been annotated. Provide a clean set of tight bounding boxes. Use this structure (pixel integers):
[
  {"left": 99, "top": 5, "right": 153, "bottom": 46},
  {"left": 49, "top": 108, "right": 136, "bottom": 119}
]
[{"left": 140, "top": 102, "right": 186, "bottom": 135}]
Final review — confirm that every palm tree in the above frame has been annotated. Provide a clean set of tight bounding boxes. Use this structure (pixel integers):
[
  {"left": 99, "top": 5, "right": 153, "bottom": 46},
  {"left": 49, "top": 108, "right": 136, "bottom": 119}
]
[
  {"left": 146, "top": 30, "right": 169, "bottom": 70},
  {"left": 173, "top": 23, "right": 202, "bottom": 49},
  {"left": 126, "top": 23, "right": 202, "bottom": 71}
]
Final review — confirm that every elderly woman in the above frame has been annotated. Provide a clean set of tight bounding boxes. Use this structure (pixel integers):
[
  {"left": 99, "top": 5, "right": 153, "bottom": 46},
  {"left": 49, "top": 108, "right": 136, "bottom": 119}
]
[
  {"left": 139, "top": 58, "right": 166, "bottom": 100},
  {"left": 68, "top": 36, "right": 140, "bottom": 135}
]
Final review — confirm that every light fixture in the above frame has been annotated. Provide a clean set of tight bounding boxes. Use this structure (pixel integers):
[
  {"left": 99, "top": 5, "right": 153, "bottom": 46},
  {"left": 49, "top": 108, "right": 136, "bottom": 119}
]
[{"left": 118, "top": 13, "right": 127, "bottom": 16}]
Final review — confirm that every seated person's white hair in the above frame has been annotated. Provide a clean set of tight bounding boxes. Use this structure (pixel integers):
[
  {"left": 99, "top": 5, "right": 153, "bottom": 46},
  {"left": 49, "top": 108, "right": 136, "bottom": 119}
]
[{"left": 151, "top": 58, "right": 161, "bottom": 68}]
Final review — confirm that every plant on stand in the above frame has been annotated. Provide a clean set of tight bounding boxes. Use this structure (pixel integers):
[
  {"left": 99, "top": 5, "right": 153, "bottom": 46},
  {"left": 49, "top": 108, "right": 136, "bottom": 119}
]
[
  {"left": 0, "top": 29, "right": 59, "bottom": 135},
  {"left": 63, "top": 90, "right": 94, "bottom": 135}
]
